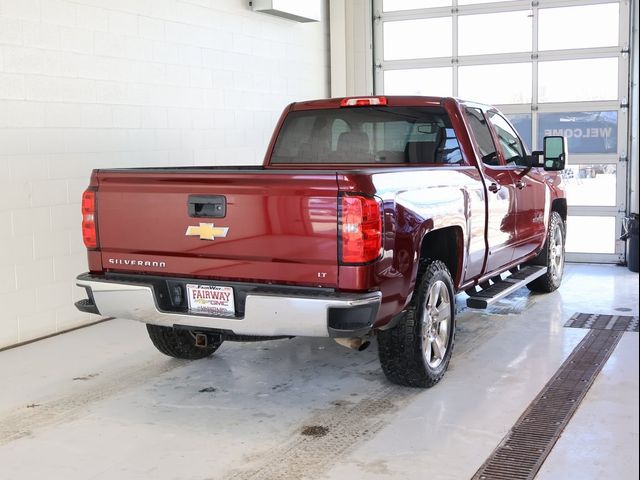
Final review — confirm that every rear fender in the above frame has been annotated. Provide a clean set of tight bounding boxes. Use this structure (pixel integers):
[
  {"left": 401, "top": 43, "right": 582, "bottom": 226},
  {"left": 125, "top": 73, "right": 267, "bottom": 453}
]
[
  {"left": 337, "top": 170, "right": 477, "bottom": 329},
  {"left": 395, "top": 186, "right": 468, "bottom": 308}
]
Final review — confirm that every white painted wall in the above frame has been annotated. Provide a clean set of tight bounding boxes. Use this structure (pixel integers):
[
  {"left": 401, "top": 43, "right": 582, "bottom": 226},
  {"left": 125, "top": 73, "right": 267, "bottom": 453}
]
[{"left": 0, "top": 0, "right": 329, "bottom": 348}]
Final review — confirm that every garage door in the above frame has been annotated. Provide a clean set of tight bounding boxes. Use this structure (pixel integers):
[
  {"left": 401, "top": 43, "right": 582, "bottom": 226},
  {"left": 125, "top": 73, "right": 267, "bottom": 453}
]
[{"left": 373, "top": 0, "right": 631, "bottom": 263}]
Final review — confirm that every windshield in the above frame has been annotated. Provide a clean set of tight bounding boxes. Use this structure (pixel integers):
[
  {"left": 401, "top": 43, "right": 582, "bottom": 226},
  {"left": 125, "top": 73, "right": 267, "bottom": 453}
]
[{"left": 270, "top": 106, "right": 462, "bottom": 165}]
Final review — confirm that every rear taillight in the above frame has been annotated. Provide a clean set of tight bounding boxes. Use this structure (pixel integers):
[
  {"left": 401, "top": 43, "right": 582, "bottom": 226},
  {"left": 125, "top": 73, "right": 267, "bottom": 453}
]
[
  {"left": 340, "top": 195, "right": 382, "bottom": 264},
  {"left": 81, "top": 189, "right": 98, "bottom": 249}
]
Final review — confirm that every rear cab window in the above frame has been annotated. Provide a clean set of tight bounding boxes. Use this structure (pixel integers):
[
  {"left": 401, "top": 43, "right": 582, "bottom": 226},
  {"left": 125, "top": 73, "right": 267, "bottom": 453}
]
[{"left": 270, "top": 106, "right": 463, "bottom": 165}]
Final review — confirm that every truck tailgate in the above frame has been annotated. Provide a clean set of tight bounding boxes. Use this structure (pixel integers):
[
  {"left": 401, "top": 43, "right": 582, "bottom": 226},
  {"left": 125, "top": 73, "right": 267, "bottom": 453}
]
[{"left": 95, "top": 170, "right": 339, "bottom": 287}]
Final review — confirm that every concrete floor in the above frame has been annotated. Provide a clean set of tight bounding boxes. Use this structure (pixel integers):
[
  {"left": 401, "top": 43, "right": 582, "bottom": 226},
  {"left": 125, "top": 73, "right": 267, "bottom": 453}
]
[{"left": 0, "top": 264, "right": 637, "bottom": 480}]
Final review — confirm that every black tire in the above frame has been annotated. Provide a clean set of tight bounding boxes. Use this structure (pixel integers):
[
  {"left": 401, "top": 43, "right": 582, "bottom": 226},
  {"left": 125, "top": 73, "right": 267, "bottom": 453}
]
[
  {"left": 377, "top": 259, "right": 456, "bottom": 388},
  {"left": 146, "top": 324, "right": 223, "bottom": 359},
  {"left": 526, "top": 211, "right": 565, "bottom": 293}
]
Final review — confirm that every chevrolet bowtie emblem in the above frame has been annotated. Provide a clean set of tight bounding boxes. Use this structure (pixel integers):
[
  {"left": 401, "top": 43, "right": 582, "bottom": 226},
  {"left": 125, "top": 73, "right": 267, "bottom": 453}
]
[{"left": 185, "top": 223, "right": 229, "bottom": 241}]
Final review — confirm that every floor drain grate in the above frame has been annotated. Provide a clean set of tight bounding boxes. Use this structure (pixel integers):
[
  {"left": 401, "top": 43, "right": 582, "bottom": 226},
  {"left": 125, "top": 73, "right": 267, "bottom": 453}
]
[
  {"left": 471, "top": 329, "right": 623, "bottom": 480},
  {"left": 565, "top": 313, "right": 638, "bottom": 332}
]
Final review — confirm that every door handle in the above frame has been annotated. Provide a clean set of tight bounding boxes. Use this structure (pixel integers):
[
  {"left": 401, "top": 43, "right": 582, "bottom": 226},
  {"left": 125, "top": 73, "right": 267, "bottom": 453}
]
[
  {"left": 488, "top": 183, "right": 501, "bottom": 193},
  {"left": 187, "top": 195, "right": 226, "bottom": 218},
  {"left": 515, "top": 180, "right": 526, "bottom": 190}
]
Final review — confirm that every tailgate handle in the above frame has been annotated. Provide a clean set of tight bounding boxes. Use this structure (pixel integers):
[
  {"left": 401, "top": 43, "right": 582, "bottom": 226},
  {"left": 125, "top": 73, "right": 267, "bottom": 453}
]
[{"left": 188, "top": 195, "right": 226, "bottom": 218}]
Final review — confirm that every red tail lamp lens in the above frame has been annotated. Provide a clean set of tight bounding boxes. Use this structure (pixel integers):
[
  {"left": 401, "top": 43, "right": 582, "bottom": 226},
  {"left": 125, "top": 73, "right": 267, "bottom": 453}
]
[
  {"left": 81, "top": 189, "right": 97, "bottom": 249},
  {"left": 340, "top": 195, "right": 382, "bottom": 264}
]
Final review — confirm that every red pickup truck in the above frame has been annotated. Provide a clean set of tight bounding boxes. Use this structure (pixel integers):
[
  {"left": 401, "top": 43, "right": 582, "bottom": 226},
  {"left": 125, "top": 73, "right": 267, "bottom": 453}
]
[{"left": 75, "top": 96, "right": 567, "bottom": 388}]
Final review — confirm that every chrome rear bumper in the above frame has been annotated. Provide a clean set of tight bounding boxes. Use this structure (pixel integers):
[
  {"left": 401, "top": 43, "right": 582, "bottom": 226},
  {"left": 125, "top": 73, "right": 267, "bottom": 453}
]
[{"left": 76, "top": 274, "right": 381, "bottom": 338}]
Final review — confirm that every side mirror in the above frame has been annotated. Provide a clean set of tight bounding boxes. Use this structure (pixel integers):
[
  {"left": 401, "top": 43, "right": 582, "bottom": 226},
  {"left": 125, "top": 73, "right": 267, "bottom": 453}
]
[{"left": 542, "top": 136, "right": 567, "bottom": 171}]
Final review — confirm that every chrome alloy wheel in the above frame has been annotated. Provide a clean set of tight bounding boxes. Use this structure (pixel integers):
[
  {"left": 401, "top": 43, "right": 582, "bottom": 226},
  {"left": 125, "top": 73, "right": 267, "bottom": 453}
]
[
  {"left": 421, "top": 280, "right": 452, "bottom": 369},
  {"left": 549, "top": 225, "right": 564, "bottom": 282}
]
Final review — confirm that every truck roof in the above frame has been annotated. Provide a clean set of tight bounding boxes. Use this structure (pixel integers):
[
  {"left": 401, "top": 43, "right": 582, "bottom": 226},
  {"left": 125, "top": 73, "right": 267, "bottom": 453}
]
[{"left": 289, "top": 96, "right": 493, "bottom": 111}]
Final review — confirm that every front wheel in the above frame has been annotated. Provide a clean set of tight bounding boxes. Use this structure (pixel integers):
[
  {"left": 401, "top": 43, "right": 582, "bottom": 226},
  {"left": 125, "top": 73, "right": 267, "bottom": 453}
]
[
  {"left": 146, "top": 324, "right": 223, "bottom": 359},
  {"left": 527, "top": 211, "right": 566, "bottom": 293},
  {"left": 377, "top": 259, "right": 456, "bottom": 388}
]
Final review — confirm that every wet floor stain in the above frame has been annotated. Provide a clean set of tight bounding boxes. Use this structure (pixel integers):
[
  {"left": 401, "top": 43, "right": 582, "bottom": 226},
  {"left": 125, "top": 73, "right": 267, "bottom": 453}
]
[
  {"left": 225, "top": 385, "right": 418, "bottom": 480},
  {"left": 72, "top": 373, "right": 99, "bottom": 381},
  {"left": 198, "top": 387, "right": 216, "bottom": 393},
  {"left": 300, "top": 425, "right": 329, "bottom": 438},
  {"left": 0, "top": 359, "right": 188, "bottom": 447},
  {"left": 615, "top": 307, "right": 632, "bottom": 312},
  {"left": 271, "top": 383, "right": 290, "bottom": 392}
]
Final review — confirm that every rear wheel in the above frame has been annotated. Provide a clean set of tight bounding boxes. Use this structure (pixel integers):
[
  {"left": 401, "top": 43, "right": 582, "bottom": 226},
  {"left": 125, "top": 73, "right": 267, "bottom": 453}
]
[
  {"left": 146, "top": 324, "right": 223, "bottom": 359},
  {"left": 527, "top": 211, "right": 565, "bottom": 293},
  {"left": 377, "top": 259, "right": 456, "bottom": 388}
]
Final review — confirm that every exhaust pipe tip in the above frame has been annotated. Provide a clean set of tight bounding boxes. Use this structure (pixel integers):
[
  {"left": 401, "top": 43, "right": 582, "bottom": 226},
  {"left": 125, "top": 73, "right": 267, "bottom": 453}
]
[{"left": 334, "top": 337, "right": 370, "bottom": 351}]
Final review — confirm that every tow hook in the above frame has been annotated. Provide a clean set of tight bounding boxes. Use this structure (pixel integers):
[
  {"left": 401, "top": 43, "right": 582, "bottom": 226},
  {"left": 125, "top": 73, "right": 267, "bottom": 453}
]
[{"left": 334, "top": 337, "right": 371, "bottom": 351}]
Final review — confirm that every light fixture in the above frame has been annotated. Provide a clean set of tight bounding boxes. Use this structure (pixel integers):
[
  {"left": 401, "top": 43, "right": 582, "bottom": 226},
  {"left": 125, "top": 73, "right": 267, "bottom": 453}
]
[{"left": 250, "top": 0, "right": 321, "bottom": 23}]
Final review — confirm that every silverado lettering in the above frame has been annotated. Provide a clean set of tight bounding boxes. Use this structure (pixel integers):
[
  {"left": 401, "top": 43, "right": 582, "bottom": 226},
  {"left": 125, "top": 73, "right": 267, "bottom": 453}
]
[
  {"left": 76, "top": 96, "right": 567, "bottom": 388},
  {"left": 108, "top": 259, "right": 166, "bottom": 268}
]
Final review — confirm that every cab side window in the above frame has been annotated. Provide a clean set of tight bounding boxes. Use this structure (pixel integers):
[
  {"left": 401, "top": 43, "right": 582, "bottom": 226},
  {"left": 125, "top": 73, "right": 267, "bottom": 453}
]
[
  {"left": 487, "top": 112, "right": 526, "bottom": 166},
  {"left": 464, "top": 107, "right": 499, "bottom": 166}
]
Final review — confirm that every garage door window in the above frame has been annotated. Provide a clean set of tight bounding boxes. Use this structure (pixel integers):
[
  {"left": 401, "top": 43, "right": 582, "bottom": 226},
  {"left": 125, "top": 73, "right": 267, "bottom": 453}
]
[
  {"left": 383, "top": 18, "right": 452, "bottom": 60},
  {"left": 537, "top": 111, "right": 618, "bottom": 155},
  {"left": 538, "top": 58, "right": 619, "bottom": 103},
  {"left": 538, "top": 4, "right": 619, "bottom": 51},
  {"left": 384, "top": 67, "right": 453, "bottom": 96},
  {"left": 458, "top": 11, "right": 532, "bottom": 56},
  {"left": 458, "top": 63, "right": 532, "bottom": 105},
  {"left": 373, "top": 0, "right": 629, "bottom": 262}
]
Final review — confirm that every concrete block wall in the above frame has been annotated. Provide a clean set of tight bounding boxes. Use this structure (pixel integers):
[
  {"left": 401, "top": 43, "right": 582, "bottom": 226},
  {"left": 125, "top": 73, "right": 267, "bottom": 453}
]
[{"left": 0, "top": 0, "right": 329, "bottom": 349}]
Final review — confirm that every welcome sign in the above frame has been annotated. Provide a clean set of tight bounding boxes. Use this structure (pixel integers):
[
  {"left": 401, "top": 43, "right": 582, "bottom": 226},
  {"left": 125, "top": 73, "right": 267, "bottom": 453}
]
[{"left": 538, "top": 111, "right": 618, "bottom": 154}]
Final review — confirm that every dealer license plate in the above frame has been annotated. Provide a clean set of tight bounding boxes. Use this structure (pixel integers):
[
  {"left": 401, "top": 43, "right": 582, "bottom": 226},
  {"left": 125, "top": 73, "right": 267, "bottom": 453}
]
[{"left": 186, "top": 284, "right": 235, "bottom": 316}]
